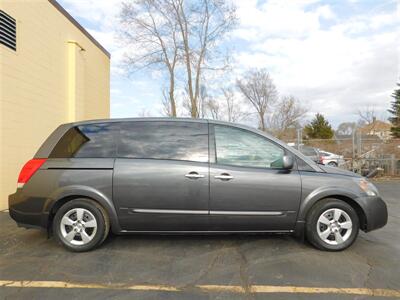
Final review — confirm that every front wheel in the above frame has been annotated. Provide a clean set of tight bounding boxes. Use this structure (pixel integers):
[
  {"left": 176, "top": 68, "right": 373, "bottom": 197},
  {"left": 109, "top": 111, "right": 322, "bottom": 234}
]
[
  {"left": 53, "top": 198, "right": 110, "bottom": 252},
  {"left": 306, "top": 199, "right": 359, "bottom": 251}
]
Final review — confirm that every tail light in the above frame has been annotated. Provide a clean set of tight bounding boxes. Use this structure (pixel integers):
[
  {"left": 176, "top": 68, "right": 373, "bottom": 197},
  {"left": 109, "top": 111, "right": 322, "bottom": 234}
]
[
  {"left": 17, "top": 159, "right": 47, "bottom": 188},
  {"left": 318, "top": 156, "right": 324, "bottom": 164}
]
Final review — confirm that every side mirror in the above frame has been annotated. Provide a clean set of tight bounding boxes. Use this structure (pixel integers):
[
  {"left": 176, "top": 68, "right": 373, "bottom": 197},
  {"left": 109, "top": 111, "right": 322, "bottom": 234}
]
[{"left": 282, "top": 155, "right": 294, "bottom": 169}]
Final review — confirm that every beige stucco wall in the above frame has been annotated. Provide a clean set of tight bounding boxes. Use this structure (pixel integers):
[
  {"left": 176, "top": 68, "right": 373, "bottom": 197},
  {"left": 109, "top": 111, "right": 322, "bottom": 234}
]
[{"left": 0, "top": 0, "right": 110, "bottom": 210}]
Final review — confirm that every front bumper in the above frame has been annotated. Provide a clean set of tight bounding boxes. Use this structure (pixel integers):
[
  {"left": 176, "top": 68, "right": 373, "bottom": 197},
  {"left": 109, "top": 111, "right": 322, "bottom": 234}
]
[
  {"left": 356, "top": 195, "right": 388, "bottom": 232},
  {"left": 8, "top": 190, "right": 48, "bottom": 230}
]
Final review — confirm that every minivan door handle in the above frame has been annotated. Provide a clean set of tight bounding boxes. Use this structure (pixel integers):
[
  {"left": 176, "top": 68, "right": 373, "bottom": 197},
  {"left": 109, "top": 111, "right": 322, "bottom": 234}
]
[
  {"left": 214, "top": 173, "right": 234, "bottom": 181},
  {"left": 185, "top": 171, "right": 205, "bottom": 179}
]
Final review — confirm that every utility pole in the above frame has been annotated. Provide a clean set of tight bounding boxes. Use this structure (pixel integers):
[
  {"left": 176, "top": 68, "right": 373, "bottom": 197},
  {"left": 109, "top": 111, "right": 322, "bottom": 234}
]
[
  {"left": 296, "top": 128, "right": 302, "bottom": 150},
  {"left": 352, "top": 129, "right": 356, "bottom": 171}
]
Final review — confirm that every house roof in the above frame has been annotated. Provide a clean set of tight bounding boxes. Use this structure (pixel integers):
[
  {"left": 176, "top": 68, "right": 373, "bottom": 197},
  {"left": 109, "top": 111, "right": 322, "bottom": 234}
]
[
  {"left": 48, "top": 0, "right": 110, "bottom": 58},
  {"left": 359, "top": 120, "right": 391, "bottom": 133}
]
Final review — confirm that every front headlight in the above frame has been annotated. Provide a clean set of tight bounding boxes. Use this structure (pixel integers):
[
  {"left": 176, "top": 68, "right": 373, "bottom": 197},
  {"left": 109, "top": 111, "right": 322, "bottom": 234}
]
[{"left": 356, "top": 178, "right": 378, "bottom": 197}]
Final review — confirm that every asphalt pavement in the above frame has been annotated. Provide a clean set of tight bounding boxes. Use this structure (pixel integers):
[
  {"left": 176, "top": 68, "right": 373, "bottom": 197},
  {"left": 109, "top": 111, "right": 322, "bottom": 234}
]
[{"left": 1, "top": 181, "right": 399, "bottom": 300}]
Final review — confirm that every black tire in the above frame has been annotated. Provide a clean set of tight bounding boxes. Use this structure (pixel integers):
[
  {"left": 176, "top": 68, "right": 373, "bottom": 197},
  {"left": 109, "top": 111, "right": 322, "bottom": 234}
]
[
  {"left": 53, "top": 198, "right": 110, "bottom": 252},
  {"left": 328, "top": 161, "right": 338, "bottom": 167},
  {"left": 306, "top": 198, "right": 359, "bottom": 251}
]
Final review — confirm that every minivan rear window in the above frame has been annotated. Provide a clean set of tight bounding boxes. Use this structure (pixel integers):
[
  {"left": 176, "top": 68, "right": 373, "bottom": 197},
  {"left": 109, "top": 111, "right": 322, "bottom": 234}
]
[
  {"left": 49, "top": 121, "right": 209, "bottom": 162},
  {"left": 49, "top": 123, "right": 116, "bottom": 158}
]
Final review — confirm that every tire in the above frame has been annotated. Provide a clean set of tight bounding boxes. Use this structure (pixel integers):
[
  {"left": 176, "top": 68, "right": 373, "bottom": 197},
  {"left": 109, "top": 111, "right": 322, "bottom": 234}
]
[
  {"left": 306, "top": 198, "right": 359, "bottom": 251},
  {"left": 53, "top": 198, "right": 110, "bottom": 252},
  {"left": 328, "top": 161, "right": 338, "bottom": 167}
]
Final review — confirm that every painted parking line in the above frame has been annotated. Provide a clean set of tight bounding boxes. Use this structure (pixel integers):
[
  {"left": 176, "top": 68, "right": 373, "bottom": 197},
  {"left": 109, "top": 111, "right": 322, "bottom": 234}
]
[
  {"left": 1, "top": 280, "right": 400, "bottom": 297},
  {"left": 201, "top": 285, "right": 400, "bottom": 297},
  {"left": 0, "top": 281, "right": 179, "bottom": 292}
]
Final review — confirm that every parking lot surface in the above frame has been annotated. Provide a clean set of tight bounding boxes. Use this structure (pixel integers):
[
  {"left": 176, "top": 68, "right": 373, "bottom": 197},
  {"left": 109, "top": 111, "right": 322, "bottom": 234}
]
[{"left": 1, "top": 181, "right": 399, "bottom": 300}]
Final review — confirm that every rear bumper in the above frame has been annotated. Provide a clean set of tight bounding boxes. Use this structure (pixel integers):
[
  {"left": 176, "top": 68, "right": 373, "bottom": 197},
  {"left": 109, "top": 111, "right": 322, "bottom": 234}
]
[
  {"left": 8, "top": 190, "right": 48, "bottom": 229},
  {"left": 356, "top": 195, "right": 388, "bottom": 232}
]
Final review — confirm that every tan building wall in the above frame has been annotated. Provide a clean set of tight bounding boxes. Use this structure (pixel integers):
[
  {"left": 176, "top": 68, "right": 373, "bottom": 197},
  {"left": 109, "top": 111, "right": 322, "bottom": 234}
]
[{"left": 0, "top": 0, "right": 110, "bottom": 210}]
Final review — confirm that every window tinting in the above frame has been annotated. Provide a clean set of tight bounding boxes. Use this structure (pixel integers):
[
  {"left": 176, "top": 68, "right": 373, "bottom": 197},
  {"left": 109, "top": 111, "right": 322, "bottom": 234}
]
[
  {"left": 118, "top": 121, "right": 208, "bottom": 162},
  {"left": 0, "top": 10, "right": 16, "bottom": 51},
  {"left": 49, "top": 123, "right": 116, "bottom": 158},
  {"left": 214, "top": 125, "right": 284, "bottom": 168}
]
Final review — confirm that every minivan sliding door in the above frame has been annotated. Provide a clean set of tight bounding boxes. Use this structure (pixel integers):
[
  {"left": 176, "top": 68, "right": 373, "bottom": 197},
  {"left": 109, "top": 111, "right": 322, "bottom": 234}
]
[{"left": 113, "top": 121, "right": 210, "bottom": 231}]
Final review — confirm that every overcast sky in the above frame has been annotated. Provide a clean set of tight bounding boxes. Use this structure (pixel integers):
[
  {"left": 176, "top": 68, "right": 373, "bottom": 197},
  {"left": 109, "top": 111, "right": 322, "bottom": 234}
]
[{"left": 59, "top": 0, "right": 399, "bottom": 128}]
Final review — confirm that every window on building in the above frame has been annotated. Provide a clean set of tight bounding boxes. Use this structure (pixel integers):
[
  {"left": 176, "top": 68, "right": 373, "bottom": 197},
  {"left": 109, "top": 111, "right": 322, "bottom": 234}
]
[{"left": 0, "top": 10, "right": 16, "bottom": 51}]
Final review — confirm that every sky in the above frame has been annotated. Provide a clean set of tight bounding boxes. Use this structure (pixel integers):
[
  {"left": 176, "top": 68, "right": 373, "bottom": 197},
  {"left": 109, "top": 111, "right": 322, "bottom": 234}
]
[{"left": 58, "top": 0, "right": 399, "bottom": 129}]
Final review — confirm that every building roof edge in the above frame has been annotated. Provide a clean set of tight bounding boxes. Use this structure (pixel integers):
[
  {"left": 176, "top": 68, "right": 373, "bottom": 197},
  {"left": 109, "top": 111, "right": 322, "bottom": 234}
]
[{"left": 48, "top": 0, "right": 111, "bottom": 58}]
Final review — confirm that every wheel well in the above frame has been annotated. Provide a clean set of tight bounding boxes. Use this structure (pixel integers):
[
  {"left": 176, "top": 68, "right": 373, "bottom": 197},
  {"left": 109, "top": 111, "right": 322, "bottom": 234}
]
[
  {"left": 48, "top": 196, "right": 109, "bottom": 231},
  {"left": 322, "top": 195, "right": 367, "bottom": 230}
]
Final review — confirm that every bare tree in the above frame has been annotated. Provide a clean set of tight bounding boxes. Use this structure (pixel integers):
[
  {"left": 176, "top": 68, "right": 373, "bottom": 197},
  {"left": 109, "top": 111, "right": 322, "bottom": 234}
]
[
  {"left": 336, "top": 122, "right": 357, "bottom": 136},
  {"left": 221, "top": 88, "right": 246, "bottom": 122},
  {"left": 171, "top": 0, "right": 236, "bottom": 118},
  {"left": 137, "top": 108, "right": 152, "bottom": 117},
  {"left": 198, "top": 85, "right": 209, "bottom": 118},
  {"left": 268, "top": 96, "right": 306, "bottom": 138},
  {"left": 119, "top": 0, "right": 179, "bottom": 116},
  {"left": 182, "top": 84, "right": 208, "bottom": 117},
  {"left": 357, "top": 105, "right": 376, "bottom": 126},
  {"left": 161, "top": 88, "right": 174, "bottom": 116},
  {"left": 236, "top": 69, "right": 278, "bottom": 131},
  {"left": 119, "top": 0, "right": 236, "bottom": 118},
  {"left": 205, "top": 98, "right": 221, "bottom": 120},
  {"left": 202, "top": 87, "right": 248, "bottom": 122}
]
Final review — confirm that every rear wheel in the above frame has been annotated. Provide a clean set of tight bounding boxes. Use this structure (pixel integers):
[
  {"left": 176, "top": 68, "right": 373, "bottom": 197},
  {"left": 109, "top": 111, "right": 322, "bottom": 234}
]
[
  {"left": 328, "top": 161, "right": 338, "bottom": 167},
  {"left": 53, "top": 198, "right": 110, "bottom": 252},
  {"left": 306, "top": 199, "right": 359, "bottom": 251}
]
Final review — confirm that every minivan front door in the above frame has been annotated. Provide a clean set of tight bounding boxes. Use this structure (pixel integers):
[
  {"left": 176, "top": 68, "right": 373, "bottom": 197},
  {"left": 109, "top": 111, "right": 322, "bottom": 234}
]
[
  {"left": 113, "top": 121, "right": 210, "bottom": 231},
  {"left": 209, "top": 124, "right": 301, "bottom": 231}
]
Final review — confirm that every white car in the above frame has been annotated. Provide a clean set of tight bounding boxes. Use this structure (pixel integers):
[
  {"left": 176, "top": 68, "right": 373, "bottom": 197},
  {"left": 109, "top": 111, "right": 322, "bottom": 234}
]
[{"left": 318, "top": 150, "right": 345, "bottom": 167}]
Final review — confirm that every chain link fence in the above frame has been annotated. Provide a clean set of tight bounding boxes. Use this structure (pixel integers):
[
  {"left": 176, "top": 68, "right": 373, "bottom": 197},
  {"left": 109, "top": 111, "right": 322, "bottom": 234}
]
[{"left": 284, "top": 134, "right": 400, "bottom": 177}]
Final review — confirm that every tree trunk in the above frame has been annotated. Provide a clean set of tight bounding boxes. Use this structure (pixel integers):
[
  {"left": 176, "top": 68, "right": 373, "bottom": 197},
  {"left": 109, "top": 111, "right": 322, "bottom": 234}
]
[
  {"left": 259, "top": 112, "right": 266, "bottom": 131},
  {"left": 169, "top": 75, "right": 177, "bottom": 117},
  {"left": 184, "top": 43, "right": 197, "bottom": 118},
  {"left": 176, "top": 1, "right": 197, "bottom": 118}
]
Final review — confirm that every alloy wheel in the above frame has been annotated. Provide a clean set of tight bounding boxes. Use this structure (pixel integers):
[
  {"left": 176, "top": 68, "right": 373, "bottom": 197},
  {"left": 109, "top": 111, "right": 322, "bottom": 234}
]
[
  {"left": 59, "top": 208, "right": 97, "bottom": 246},
  {"left": 316, "top": 208, "right": 353, "bottom": 245}
]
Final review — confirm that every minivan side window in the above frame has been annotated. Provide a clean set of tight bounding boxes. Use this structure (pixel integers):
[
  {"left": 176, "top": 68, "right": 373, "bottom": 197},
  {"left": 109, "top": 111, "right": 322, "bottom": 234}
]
[
  {"left": 49, "top": 123, "right": 116, "bottom": 158},
  {"left": 118, "top": 121, "right": 208, "bottom": 162},
  {"left": 214, "top": 125, "right": 284, "bottom": 168}
]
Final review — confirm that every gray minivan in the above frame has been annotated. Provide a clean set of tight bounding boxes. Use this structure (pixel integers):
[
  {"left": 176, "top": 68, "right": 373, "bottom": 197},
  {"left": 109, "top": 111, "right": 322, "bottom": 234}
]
[{"left": 9, "top": 118, "right": 388, "bottom": 252}]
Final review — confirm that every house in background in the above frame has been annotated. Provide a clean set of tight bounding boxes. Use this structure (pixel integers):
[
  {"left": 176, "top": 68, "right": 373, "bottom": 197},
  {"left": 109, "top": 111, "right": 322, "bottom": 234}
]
[
  {"left": 0, "top": 0, "right": 110, "bottom": 210},
  {"left": 359, "top": 118, "right": 392, "bottom": 140}
]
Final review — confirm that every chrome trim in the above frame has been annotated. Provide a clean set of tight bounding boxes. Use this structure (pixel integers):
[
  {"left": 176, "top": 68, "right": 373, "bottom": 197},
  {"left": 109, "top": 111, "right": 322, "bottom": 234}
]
[
  {"left": 210, "top": 211, "right": 284, "bottom": 216},
  {"left": 214, "top": 175, "right": 234, "bottom": 180},
  {"left": 185, "top": 173, "right": 205, "bottom": 179},
  {"left": 132, "top": 209, "right": 208, "bottom": 215},
  {"left": 131, "top": 209, "right": 285, "bottom": 216}
]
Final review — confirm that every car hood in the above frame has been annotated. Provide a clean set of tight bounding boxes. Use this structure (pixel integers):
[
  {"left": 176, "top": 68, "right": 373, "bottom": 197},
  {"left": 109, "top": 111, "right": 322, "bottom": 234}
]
[{"left": 319, "top": 165, "right": 361, "bottom": 178}]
